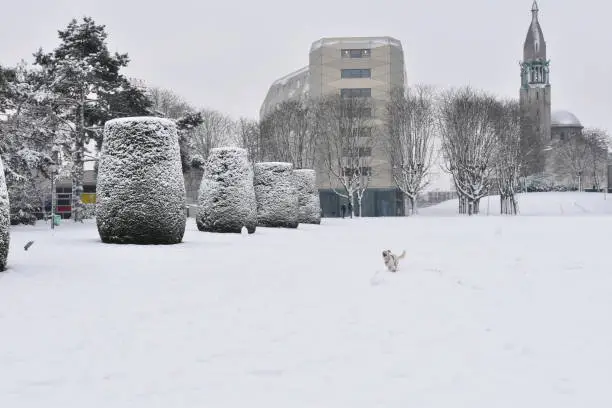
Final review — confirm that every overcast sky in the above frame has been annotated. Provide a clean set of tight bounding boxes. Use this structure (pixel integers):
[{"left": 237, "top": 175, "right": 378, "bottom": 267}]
[{"left": 1, "top": 0, "right": 610, "bottom": 134}]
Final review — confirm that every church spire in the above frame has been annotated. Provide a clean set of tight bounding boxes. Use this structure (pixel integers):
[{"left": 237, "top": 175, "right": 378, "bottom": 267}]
[
  {"left": 523, "top": 1, "right": 546, "bottom": 62},
  {"left": 520, "top": 1, "right": 550, "bottom": 88},
  {"left": 532, "top": 1, "right": 539, "bottom": 17}
]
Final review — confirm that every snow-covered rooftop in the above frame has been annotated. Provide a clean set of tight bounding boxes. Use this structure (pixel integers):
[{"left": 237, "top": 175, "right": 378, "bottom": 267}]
[
  {"left": 260, "top": 67, "right": 310, "bottom": 119},
  {"left": 551, "top": 110, "right": 583, "bottom": 128},
  {"left": 271, "top": 66, "right": 309, "bottom": 87},
  {"left": 309, "top": 36, "right": 403, "bottom": 53}
]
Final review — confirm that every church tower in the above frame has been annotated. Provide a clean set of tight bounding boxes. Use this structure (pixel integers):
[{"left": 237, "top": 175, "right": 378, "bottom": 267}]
[{"left": 519, "top": 1, "right": 551, "bottom": 174}]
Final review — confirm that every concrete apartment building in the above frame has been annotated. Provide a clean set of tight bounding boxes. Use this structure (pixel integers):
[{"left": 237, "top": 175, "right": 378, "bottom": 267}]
[{"left": 260, "top": 36, "right": 407, "bottom": 217}]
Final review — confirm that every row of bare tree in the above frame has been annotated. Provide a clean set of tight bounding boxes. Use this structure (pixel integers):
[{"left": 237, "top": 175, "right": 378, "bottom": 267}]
[
  {"left": 400, "top": 86, "right": 608, "bottom": 215},
  {"left": 552, "top": 128, "right": 609, "bottom": 191},
  {"left": 437, "top": 88, "right": 523, "bottom": 215},
  {"left": 259, "top": 96, "right": 377, "bottom": 216},
  {"left": 259, "top": 86, "right": 521, "bottom": 217},
  {"left": 146, "top": 87, "right": 260, "bottom": 170},
  {"left": 152, "top": 84, "right": 608, "bottom": 218}
]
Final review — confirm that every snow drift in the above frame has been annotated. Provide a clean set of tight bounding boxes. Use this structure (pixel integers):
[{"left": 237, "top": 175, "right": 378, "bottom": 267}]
[
  {"left": 96, "top": 117, "right": 186, "bottom": 244},
  {"left": 0, "top": 157, "right": 9, "bottom": 270},
  {"left": 293, "top": 169, "right": 321, "bottom": 224},
  {"left": 254, "top": 162, "right": 299, "bottom": 228},
  {"left": 196, "top": 147, "right": 257, "bottom": 234}
]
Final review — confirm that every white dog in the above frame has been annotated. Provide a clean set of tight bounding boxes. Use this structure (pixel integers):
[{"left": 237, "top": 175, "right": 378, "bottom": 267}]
[{"left": 382, "top": 249, "right": 406, "bottom": 272}]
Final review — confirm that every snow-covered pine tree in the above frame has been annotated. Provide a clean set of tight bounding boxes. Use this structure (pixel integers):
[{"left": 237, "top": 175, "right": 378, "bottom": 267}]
[
  {"left": 96, "top": 117, "right": 186, "bottom": 244},
  {"left": 196, "top": 147, "right": 257, "bottom": 233},
  {"left": 33, "top": 17, "right": 151, "bottom": 222},
  {"left": 0, "top": 63, "right": 67, "bottom": 224}
]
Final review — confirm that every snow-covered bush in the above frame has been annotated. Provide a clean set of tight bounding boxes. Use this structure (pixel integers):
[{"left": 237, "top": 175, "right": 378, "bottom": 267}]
[
  {"left": 523, "top": 173, "right": 578, "bottom": 192},
  {"left": 254, "top": 162, "right": 299, "bottom": 228},
  {"left": 0, "top": 158, "right": 10, "bottom": 271},
  {"left": 293, "top": 169, "right": 321, "bottom": 224},
  {"left": 196, "top": 147, "right": 257, "bottom": 233},
  {"left": 96, "top": 117, "right": 186, "bottom": 244},
  {"left": 10, "top": 207, "right": 37, "bottom": 226}
]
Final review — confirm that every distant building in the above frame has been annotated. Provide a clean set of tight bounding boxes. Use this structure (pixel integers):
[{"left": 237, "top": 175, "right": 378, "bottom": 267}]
[
  {"left": 519, "top": 2, "right": 585, "bottom": 176},
  {"left": 260, "top": 67, "right": 309, "bottom": 119},
  {"left": 550, "top": 110, "right": 583, "bottom": 141},
  {"left": 519, "top": 1, "right": 551, "bottom": 174},
  {"left": 261, "top": 36, "right": 407, "bottom": 217}
]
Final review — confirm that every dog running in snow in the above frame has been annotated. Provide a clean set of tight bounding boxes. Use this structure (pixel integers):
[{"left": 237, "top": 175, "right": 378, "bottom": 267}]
[{"left": 382, "top": 249, "right": 406, "bottom": 272}]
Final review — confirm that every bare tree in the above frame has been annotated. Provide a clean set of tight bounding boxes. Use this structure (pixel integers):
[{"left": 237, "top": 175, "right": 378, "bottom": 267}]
[
  {"left": 438, "top": 87, "right": 498, "bottom": 215},
  {"left": 259, "top": 100, "right": 316, "bottom": 169},
  {"left": 315, "top": 95, "right": 377, "bottom": 217},
  {"left": 145, "top": 87, "right": 203, "bottom": 172},
  {"left": 234, "top": 117, "right": 262, "bottom": 164},
  {"left": 582, "top": 128, "right": 609, "bottom": 190},
  {"left": 190, "top": 109, "right": 236, "bottom": 161},
  {"left": 491, "top": 100, "right": 521, "bottom": 215},
  {"left": 147, "top": 87, "right": 192, "bottom": 118},
  {"left": 552, "top": 134, "right": 590, "bottom": 191},
  {"left": 385, "top": 85, "right": 436, "bottom": 215}
]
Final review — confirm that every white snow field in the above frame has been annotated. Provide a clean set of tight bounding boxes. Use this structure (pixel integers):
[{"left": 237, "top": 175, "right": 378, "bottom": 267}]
[
  {"left": 421, "top": 191, "right": 612, "bottom": 216},
  {"left": 1, "top": 192, "right": 612, "bottom": 407}
]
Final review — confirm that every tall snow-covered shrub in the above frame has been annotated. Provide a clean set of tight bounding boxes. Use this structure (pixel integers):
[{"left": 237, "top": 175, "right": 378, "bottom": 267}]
[
  {"left": 0, "top": 158, "right": 10, "bottom": 271},
  {"left": 254, "top": 162, "right": 299, "bottom": 228},
  {"left": 96, "top": 117, "right": 186, "bottom": 244},
  {"left": 293, "top": 169, "right": 321, "bottom": 224},
  {"left": 196, "top": 147, "right": 257, "bottom": 233}
]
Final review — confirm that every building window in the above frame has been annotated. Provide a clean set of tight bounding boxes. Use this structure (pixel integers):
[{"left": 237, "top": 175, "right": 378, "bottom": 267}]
[
  {"left": 343, "top": 167, "right": 372, "bottom": 177},
  {"left": 342, "top": 147, "right": 372, "bottom": 156},
  {"left": 340, "top": 88, "right": 372, "bottom": 98},
  {"left": 341, "top": 69, "right": 371, "bottom": 79},
  {"left": 341, "top": 49, "right": 371, "bottom": 58}
]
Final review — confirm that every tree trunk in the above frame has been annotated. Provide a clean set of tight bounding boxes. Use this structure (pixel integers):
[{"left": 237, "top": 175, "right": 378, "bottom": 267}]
[
  {"left": 405, "top": 196, "right": 415, "bottom": 216},
  {"left": 72, "top": 96, "right": 85, "bottom": 222},
  {"left": 510, "top": 194, "right": 517, "bottom": 215}
]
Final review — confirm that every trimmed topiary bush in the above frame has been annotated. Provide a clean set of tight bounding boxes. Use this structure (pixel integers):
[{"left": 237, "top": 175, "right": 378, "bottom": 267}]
[
  {"left": 254, "top": 162, "right": 299, "bottom": 228},
  {"left": 196, "top": 147, "right": 257, "bottom": 234},
  {"left": 0, "top": 157, "right": 10, "bottom": 271},
  {"left": 96, "top": 117, "right": 186, "bottom": 244},
  {"left": 293, "top": 169, "right": 321, "bottom": 225}
]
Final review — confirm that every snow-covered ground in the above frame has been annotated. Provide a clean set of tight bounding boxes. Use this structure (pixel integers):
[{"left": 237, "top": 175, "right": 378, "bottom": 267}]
[
  {"left": 1, "top": 195, "right": 611, "bottom": 407},
  {"left": 421, "top": 191, "right": 612, "bottom": 216}
]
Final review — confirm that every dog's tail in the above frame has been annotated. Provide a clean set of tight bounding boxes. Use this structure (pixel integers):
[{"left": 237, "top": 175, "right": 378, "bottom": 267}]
[{"left": 398, "top": 250, "right": 406, "bottom": 259}]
